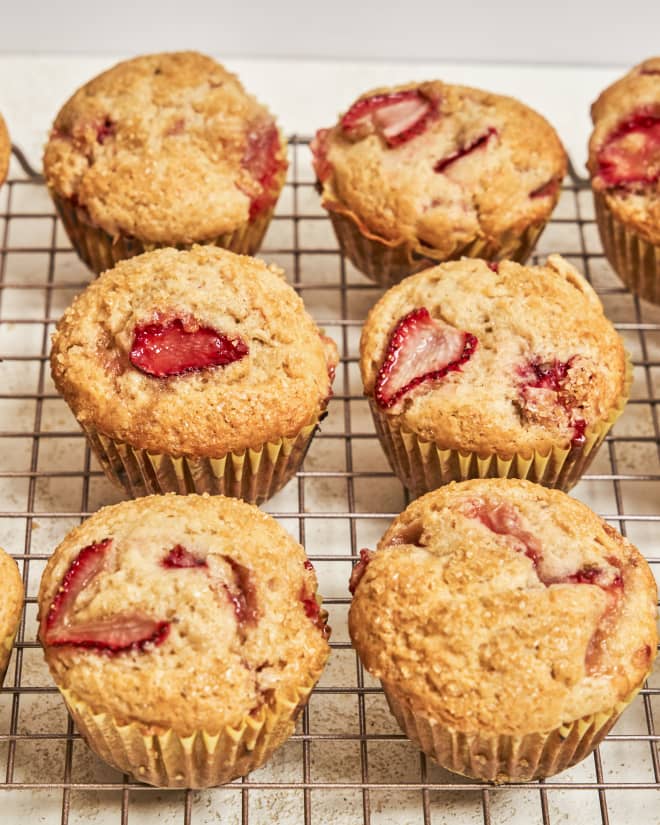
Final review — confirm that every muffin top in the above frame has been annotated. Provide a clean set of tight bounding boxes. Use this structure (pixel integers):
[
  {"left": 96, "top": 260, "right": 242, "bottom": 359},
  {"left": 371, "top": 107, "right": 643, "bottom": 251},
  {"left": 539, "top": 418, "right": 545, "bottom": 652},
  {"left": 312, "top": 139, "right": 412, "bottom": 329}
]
[
  {"left": 588, "top": 57, "right": 660, "bottom": 245},
  {"left": 43, "top": 51, "right": 287, "bottom": 243},
  {"left": 38, "top": 494, "right": 330, "bottom": 735},
  {"left": 0, "top": 547, "right": 23, "bottom": 646},
  {"left": 349, "top": 478, "right": 658, "bottom": 735},
  {"left": 312, "top": 81, "right": 567, "bottom": 259},
  {"left": 360, "top": 255, "right": 627, "bottom": 455},
  {"left": 50, "top": 246, "right": 338, "bottom": 456},
  {"left": 0, "top": 114, "right": 10, "bottom": 185}
]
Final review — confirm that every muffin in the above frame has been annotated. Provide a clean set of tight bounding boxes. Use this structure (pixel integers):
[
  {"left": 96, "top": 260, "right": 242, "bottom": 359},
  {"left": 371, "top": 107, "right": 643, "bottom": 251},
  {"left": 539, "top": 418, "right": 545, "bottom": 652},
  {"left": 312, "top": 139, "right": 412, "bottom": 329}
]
[
  {"left": 0, "top": 547, "right": 23, "bottom": 685},
  {"left": 38, "top": 494, "right": 330, "bottom": 787},
  {"left": 360, "top": 255, "right": 629, "bottom": 495},
  {"left": 43, "top": 51, "right": 288, "bottom": 274},
  {"left": 589, "top": 57, "right": 660, "bottom": 303},
  {"left": 349, "top": 478, "right": 658, "bottom": 782},
  {"left": 0, "top": 114, "right": 10, "bottom": 186},
  {"left": 50, "top": 245, "right": 338, "bottom": 502},
  {"left": 312, "top": 81, "right": 567, "bottom": 285}
]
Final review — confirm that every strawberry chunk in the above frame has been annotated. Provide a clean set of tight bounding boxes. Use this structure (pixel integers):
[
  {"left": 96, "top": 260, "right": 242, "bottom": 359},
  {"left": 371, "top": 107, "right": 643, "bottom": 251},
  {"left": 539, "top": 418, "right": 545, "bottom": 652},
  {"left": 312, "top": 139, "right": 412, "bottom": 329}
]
[
  {"left": 519, "top": 357, "right": 587, "bottom": 446},
  {"left": 460, "top": 500, "right": 542, "bottom": 567},
  {"left": 43, "top": 538, "right": 171, "bottom": 654},
  {"left": 596, "top": 109, "right": 660, "bottom": 188},
  {"left": 221, "top": 556, "right": 259, "bottom": 627},
  {"left": 129, "top": 317, "right": 248, "bottom": 378},
  {"left": 374, "top": 307, "right": 477, "bottom": 410},
  {"left": 348, "top": 549, "right": 375, "bottom": 594},
  {"left": 241, "top": 120, "right": 287, "bottom": 220},
  {"left": 96, "top": 116, "right": 116, "bottom": 145},
  {"left": 530, "top": 178, "right": 560, "bottom": 199},
  {"left": 311, "top": 128, "right": 332, "bottom": 181},
  {"left": 434, "top": 127, "right": 498, "bottom": 173},
  {"left": 341, "top": 90, "right": 437, "bottom": 147},
  {"left": 162, "top": 545, "right": 207, "bottom": 568}
]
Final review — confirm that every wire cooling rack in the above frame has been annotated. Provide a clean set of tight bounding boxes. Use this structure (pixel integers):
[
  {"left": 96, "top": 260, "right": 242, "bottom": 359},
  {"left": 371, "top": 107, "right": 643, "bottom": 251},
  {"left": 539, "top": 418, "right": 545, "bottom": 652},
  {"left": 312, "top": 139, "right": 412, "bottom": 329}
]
[{"left": 0, "top": 138, "right": 658, "bottom": 825}]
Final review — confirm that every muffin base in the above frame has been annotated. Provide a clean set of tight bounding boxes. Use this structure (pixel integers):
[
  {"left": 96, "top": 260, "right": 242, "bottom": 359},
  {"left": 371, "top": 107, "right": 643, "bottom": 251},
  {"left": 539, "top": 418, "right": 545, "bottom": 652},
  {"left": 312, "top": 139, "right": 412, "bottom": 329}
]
[
  {"left": 327, "top": 204, "right": 548, "bottom": 287},
  {"left": 594, "top": 192, "right": 660, "bottom": 305},
  {"left": 59, "top": 675, "right": 319, "bottom": 788},
  {"left": 84, "top": 421, "right": 319, "bottom": 504},
  {"left": 381, "top": 679, "right": 642, "bottom": 783},
  {"left": 51, "top": 167, "right": 286, "bottom": 275},
  {"left": 368, "top": 361, "right": 630, "bottom": 495}
]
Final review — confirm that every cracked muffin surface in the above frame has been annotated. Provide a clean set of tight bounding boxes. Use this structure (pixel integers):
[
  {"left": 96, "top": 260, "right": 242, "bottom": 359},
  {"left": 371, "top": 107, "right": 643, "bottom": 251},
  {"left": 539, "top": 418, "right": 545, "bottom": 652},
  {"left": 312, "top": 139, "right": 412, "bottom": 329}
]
[
  {"left": 313, "top": 81, "right": 566, "bottom": 260},
  {"left": 38, "top": 494, "right": 330, "bottom": 735},
  {"left": 43, "top": 51, "right": 287, "bottom": 244},
  {"left": 50, "top": 245, "right": 338, "bottom": 456},
  {"left": 349, "top": 478, "right": 657, "bottom": 735}
]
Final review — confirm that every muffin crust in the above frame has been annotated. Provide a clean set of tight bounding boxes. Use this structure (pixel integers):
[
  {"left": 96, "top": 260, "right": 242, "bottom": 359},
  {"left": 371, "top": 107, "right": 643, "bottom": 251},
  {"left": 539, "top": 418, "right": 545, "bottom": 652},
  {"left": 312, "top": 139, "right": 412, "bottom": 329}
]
[
  {"left": 43, "top": 52, "right": 288, "bottom": 244},
  {"left": 349, "top": 478, "right": 657, "bottom": 736},
  {"left": 0, "top": 114, "right": 10, "bottom": 185},
  {"left": 51, "top": 246, "right": 338, "bottom": 456},
  {"left": 0, "top": 547, "right": 23, "bottom": 675},
  {"left": 38, "top": 494, "right": 330, "bottom": 735},
  {"left": 360, "top": 255, "right": 627, "bottom": 455}
]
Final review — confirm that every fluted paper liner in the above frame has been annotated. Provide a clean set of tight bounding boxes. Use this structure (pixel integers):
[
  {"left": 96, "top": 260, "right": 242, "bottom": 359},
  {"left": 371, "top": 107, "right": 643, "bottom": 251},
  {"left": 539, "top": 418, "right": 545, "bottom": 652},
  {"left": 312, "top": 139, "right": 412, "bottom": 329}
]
[
  {"left": 594, "top": 191, "right": 660, "bottom": 305},
  {"left": 327, "top": 204, "right": 548, "bottom": 287},
  {"left": 381, "top": 678, "right": 644, "bottom": 782},
  {"left": 369, "top": 359, "right": 631, "bottom": 495},
  {"left": 0, "top": 630, "right": 17, "bottom": 686},
  {"left": 51, "top": 165, "right": 286, "bottom": 275},
  {"left": 82, "top": 420, "right": 318, "bottom": 503},
  {"left": 59, "top": 674, "right": 319, "bottom": 788}
]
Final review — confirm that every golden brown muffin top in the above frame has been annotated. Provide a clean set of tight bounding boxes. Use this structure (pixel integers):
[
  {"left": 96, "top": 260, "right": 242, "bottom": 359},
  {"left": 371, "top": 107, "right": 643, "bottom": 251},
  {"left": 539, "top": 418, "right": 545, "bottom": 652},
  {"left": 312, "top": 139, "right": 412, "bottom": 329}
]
[
  {"left": 360, "top": 255, "right": 627, "bottom": 456},
  {"left": 50, "top": 246, "right": 338, "bottom": 456},
  {"left": 312, "top": 81, "right": 567, "bottom": 259},
  {"left": 588, "top": 57, "right": 660, "bottom": 246},
  {"left": 0, "top": 546, "right": 23, "bottom": 647},
  {"left": 38, "top": 494, "right": 330, "bottom": 736},
  {"left": 43, "top": 52, "right": 287, "bottom": 243},
  {"left": 0, "top": 114, "right": 10, "bottom": 186},
  {"left": 349, "top": 478, "right": 658, "bottom": 736}
]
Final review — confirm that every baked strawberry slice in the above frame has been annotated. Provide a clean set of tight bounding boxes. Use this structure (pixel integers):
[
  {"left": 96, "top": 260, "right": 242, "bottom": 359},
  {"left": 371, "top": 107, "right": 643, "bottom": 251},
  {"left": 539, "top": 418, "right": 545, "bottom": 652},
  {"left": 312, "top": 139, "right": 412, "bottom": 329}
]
[
  {"left": 219, "top": 556, "right": 259, "bottom": 627},
  {"left": 341, "top": 89, "right": 437, "bottom": 147},
  {"left": 130, "top": 317, "right": 248, "bottom": 378},
  {"left": 434, "top": 127, "right": 498, "bottom": 173},
  {"left": 348, "top": 548, "right": 375, "bottom": 594},
  {"left": 311, "top": 128, "right": 332, "bottom": 181},
  {"left": 241, "top": 120, "right": 287, "bottom": 220},
  {"left": 43, "top": 538, "right": 171, "bottom": 654},
  {"left": 596, "top": 109, "right": 660, "bottom": 188},
  {"left": 162, "top": 545, "right": 207, "bottom": 568},
  {"left": 375, "top": 307, "right": 477, "bottom": 410},
  {"left": 519, "top": 357, "right": 587, "bottom": 446},
  {"left": 460, "top": 500, "right": 542, "bottom": 567}
]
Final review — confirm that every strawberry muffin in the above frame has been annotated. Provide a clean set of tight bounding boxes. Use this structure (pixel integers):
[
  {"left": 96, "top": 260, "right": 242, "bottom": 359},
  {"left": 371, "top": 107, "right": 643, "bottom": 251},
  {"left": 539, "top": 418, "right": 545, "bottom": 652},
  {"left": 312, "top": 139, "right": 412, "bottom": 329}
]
[
  {"left": 589, "top": 57, "right": 660, "bottom": 303},
  {"left": 312, "top": 81, "right": 567, "bottom": 285},
  {"left": 43, "top": 51, "right": 288, "bottom": 274},
  {"left": 349, "top": 478, "right": 658, "bottom": 782},
  {"left": 0, "top": 547, "right": 23, "bottom": 686},
  {"left": 50, "top": 245, "right": 338, "bottom": 502},
  {"left": 360, "top": 255, "right": 629, "bottom": 494},
  {"left": 0, "top": 114, "right": 10, "bottom": 186},
  {"left": 38, "top": 494, "right": 330, "bottom": 787}
]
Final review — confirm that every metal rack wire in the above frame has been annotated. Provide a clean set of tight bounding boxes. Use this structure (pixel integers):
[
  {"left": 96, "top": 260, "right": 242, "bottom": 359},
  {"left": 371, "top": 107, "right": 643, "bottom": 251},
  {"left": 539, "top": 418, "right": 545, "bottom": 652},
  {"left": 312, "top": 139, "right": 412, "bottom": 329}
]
[{"left": 0, "top": 138, "right": 658, "bottom": 825}]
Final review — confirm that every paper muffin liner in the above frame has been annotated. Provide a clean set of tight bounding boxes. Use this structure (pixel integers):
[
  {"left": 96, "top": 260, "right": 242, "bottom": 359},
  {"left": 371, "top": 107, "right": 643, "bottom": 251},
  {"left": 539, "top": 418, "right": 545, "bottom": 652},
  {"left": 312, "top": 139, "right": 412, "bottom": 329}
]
[
  {"left": 368, "top": 360, "right": 631, "bottom": 495},
  {"left": 381, "top": 678, "right": 644, "bottom": 783},
  {"left": 58, "top": 673, "right": 319, "bottom": 788},
  {"left": 326, "top": 204, "right": 548, "bottom": 287},
  {"left": 593, "top": 191, "right": 660, "bottom": 305},
  {"left": 0, "top": 629, "right": 18, "bottom": 687},
  {"left": 51, "top": 171, "right": 285, "bottom": 276},
  {"left": 81, "top": 420, "right": 319, "bottom": 504}
]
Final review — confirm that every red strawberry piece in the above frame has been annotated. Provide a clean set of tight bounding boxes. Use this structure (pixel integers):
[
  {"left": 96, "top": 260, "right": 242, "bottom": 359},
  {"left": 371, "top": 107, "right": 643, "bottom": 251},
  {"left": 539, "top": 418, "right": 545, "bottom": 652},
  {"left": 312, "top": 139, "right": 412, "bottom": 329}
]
[
  {"left": 44, "top": 538, "right": 171, "bottom": 654},
  {"left": 530, "top": 178, "right": 560, "bottom": 199},
  {"left": 434, "top": 127, "right": 498, "bottom": 173},
  {"left": 299, "top": 559, "right": 330, "bottom": 638},
  {"left": 596, "top": 109, "right": 660, "bottom": 188},
  {"left": 341, "top": 90, "right": 437, "bottom": 148},
  {"left": 96, "top": 117, "right": 116, "bottom": 145},
  {"left": 461, "top": 500, "right": 543, "bottom": 567},
  {"left": 221, "top": 556, "right": 259, "bottom": 627},
  {"left": 241, "top": 120, "right": 287, "bottom": 220},
  {"left": 303, "top": 559, "right": 315, "bottom": 571},
  {"left": 348, "top": 548, "right": 374, "bottom": 594},
  {"left": 486, "top": 261, "right": 499, "bottom": 273},
  {"left": 130, "top": 317, "right": 248, "bottom": 378},
  {"left": 374, "top": 307, "right": 478, "bottom": 410},
  {"left": 311, "top": 128, "right": 333, "bottom": 181},
  {"left": 162, "top": 545, "right": 207, "bottom": 568},
  {"left": 519, "top": 357, "right": 586, "bottom": 446}
]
